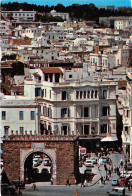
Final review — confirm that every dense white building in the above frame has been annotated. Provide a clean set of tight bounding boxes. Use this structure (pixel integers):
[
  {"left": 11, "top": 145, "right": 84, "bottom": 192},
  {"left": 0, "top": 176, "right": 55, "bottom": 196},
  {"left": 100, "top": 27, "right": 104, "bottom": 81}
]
[
  {"left": 117, "top": 71, "right": 132, "bottom": 163},
  {"left": 50, "top": 10, "right": 70, "bottom": 22},
  {"left": 0, "top": 95, "right": 39, "bottom": 137},
  {"left": 1, "top": 10, "right": 36, "bottom": 21},
  {"left": 23, "top": 66, "right": 117, "bottom": 140}
]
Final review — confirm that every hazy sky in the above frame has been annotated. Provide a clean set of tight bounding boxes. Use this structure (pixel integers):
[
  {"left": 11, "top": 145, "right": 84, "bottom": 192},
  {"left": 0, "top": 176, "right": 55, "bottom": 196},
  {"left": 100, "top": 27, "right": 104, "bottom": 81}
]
[{"left": 1, "top": 0, "right": 132, "bottom": 7}]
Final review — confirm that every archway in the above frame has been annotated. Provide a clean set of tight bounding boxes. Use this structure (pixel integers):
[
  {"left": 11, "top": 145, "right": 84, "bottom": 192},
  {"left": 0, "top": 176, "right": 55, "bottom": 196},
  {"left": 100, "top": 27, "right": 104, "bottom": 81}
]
[
  {"left": 24, "top": 151, "right": 52, "bottom": 184},
  {"left": 20, "top": 147, "right": 56, "bottom": 185}
]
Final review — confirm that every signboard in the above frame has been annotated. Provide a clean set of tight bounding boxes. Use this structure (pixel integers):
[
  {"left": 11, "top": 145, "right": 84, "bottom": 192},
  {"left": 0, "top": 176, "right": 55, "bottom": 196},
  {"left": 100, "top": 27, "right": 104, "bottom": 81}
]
[{"left": 31, "top": 143, "right": 45, "bottom": 149}]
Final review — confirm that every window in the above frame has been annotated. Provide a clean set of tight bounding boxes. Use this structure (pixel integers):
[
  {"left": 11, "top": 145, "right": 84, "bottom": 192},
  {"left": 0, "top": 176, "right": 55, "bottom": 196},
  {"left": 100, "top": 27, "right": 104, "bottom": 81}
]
[
  {"left": 19, "top": 111, "right": 24, "bottom": 120},
  {"left": 102, "top": 106, "right": 110, "bottom": 116},
  {"left": 50, "top": 90, "right": 51, "bottom": 99},
  {"left": 84, "top": 107, "right": 89, "bottom": 117},
  {"left": 80, "top": 91, "right": 82, "bottom": 99},
  {"left": 127, "top": 110, "right": 129, "bottom": 118},
  {"left": 69, "top": 75, "right": 72, "bottom": 78},
  {"left": 48, "top": 107, "right": 52, "bottom": 118},
  {"left": 61, "top": 108, "right": 70, "bottom": 118},
  {"left": 20, "top": 127, "right": 24, "bottom": 134},
  {"left": 95, "top": 90, "right": 98, "bottom": 98},
  {"left": 91, "top": 91, "right": 94, "bottom": 98},
  {"left": 4, "top": 126, "right": 9, "bottom": 137},
  {"left": 2, "top": 111, "right": 6, "bottom": 120},
  {"left": 35, "top": 88, "right": 41, "bottom": 97},
  {"left": 31, "top": 111, "right": 35, "bottom": 120},
  {"left": 76, "top": 91, "right": 79, "bottom": 99},
  {"left": 84, "top": 125, "right": 89, "bottom": 135},
  {"left": 62, "top": 91, "right": 67, "bottom": 100},
  {"left": 103, "top": 90, "right": 107, "bottom": 99},
  {"left": 43, "top": 106, "right": 47, "bottom": 116},
  {"left": 84, "top": 91, "right": 86, "bottom": 98},
  {"left": 100, "top": 124, "right": 107, "bottom": 133},
  {"left": 87, "top": 91, "right": 90, "bottom": 98}
]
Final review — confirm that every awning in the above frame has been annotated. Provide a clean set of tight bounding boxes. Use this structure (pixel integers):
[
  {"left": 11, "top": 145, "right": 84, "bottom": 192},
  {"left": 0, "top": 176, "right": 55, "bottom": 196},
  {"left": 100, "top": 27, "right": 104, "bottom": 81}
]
[{"left": 101, "top": 136, "right": 118, "bottom": 142}]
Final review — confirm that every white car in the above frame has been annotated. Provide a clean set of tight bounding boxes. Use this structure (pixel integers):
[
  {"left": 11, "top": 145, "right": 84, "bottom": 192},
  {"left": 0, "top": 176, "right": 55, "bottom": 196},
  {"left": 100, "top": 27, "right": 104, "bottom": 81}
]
[
  {"left": 90, "top": 157, "right": 97, "bottom": 164},
  {"left": 84, "top": 160, "right": 94, "bottom": 167}
]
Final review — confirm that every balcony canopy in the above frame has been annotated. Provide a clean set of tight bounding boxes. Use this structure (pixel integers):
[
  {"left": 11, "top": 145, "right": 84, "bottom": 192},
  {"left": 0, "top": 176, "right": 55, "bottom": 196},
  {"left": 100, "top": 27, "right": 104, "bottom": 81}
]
[{"left": 101, "top": 136, "right": 118, "bottom": 142}]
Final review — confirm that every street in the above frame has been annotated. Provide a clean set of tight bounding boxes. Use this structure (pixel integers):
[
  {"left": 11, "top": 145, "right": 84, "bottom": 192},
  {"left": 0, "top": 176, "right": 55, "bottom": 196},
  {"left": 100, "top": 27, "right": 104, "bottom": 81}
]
[{"left": 21, "top": 152, "right": 132, "bottom": 196}]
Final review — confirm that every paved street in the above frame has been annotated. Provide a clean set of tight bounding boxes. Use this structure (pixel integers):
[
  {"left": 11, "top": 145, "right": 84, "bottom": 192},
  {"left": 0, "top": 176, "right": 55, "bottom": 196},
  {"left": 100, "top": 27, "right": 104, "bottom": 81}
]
[{"left": 21, "top": 152, "right": 132, "bottom": 196}]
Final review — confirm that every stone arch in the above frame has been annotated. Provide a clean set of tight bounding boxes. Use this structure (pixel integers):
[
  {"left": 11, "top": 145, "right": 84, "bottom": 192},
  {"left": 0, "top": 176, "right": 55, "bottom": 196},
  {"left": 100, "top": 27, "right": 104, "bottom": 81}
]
[{"left": 20, "top": 147, "right": 57, "bottom": 184}]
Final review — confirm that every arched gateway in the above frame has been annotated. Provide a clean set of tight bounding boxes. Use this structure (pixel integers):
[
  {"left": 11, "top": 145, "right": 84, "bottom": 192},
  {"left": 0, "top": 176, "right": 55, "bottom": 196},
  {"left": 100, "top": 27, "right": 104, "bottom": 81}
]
[{"left": 3, "top": 133, "right": 79, "bottom": 185}]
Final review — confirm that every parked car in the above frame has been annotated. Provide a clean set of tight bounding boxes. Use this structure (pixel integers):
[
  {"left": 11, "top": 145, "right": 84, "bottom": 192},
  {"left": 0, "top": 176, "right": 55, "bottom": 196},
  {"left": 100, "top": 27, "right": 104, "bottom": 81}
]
[
  {"left": 41, "top": 168, "right": 49, "bottom": 173},
  {"left": 79, "top": 161, "right": 82, "bottom": 167},
  {"left": 90, "top": 157, "right": 97, "bottom": 164},
  {"left": 127, "top": 163, "right": 132, "bottom": 171},
  {"left": 106, "top": 187, "right": 125, "bottom": 196},
  {"left": 112, "top": 178, "right": 119, "bottom": 186},
  {"left": 84, "top": 168, "right": 92, "bottom": 176},
  {"left": 84, "top": 160, "right": 94, "bottom": 167},
  {"left": 101, "top": 156, "right": 107, "bottom": 163},
  {"left": 44, "top": 157, "right": 51, "bottom": 166},
  {"left": 119, "top": 178, "right": 126, "bottom": 187}
]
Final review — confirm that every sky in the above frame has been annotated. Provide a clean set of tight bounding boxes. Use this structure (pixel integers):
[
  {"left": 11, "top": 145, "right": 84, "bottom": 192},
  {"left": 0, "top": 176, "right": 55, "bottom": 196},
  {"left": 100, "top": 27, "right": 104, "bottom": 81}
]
[{"left": 1, "top": 0, "right": 132, "bottom": 7}]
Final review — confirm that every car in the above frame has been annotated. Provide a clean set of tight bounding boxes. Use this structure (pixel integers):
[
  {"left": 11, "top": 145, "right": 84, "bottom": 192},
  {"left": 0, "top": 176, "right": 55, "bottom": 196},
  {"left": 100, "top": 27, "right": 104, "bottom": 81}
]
[
  {"left": 90, "top": 157, "right": 97, "bottom": 164},
  {"left": 44, "top": 160, "right": 51, "bottom": 166},
  {"left": 41, "top": 168, "right": 49, "bottom": 173},
  {"left": 120, "top": 171, "right": 127, "bottom": 178},
  {"left": 84, "top": 160, "right": 94, "bottom": 167},
  {"left": 112, "top": 178, "right": 119, "bottom": 186},
  {"left": 127, "top": 163, "right": 132, "bottom": 171},
  {"left": 106, "top": 187, "right": 125, "bottom": 196},
  {"left": 79, "top": 161, "right": 82, "bottom": 167},
  {"left": 84, "top": 168, "right": 92, "bottom": 176},
  {"left": 101, "top": 156, "right": 107, "bottom": 163},
  {"left": 119, "top": 178, "right": 126, "bottom": 187}
]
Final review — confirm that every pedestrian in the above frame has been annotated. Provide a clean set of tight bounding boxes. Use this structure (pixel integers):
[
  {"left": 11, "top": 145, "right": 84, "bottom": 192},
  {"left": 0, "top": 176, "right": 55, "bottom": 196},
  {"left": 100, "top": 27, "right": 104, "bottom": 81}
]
[
  {"left": 75, "top": 179, "right": 77, "bottom": 186},
  {"left": 114, "top": 165, "right": 117, "bottom": 173},
  {"left": 128, "top": 181, "right": 130, "bottom": 191},
  {"left": 100, "top": 176, "right": 103, "bottom": 184},
  {"left": 51, "top": 177, "right": 53, "bottom": 185},
  {"left": 103, "top": 177, "right": 106, "bottom": 185},
  {"left": 32, "top": 183, "right": 36, "bottom": 190},
  {"left": 66, "top": 179, "right": 70, "bottom": 186},
  {"left": 109, "top": 169, "right": 111, "bottom": 177},
  {"left": 81, "top": 179, "right": 84, "bottom": 187},
  {"left": 111, "top": 165, "right": 113, "bottom": 172}
]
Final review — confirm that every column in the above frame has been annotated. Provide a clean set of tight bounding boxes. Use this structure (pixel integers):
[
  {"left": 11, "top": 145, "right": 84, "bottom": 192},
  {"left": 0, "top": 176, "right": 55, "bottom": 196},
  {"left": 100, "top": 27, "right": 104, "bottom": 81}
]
[
  {"left": 108, "top": 87, "right": 110, "bottom": 98},
  {"left": 89, "top": 123, "right": 92, "bottom": 134},
  {"left": 97, "top": 122, "right": 100, "bottom": 134},
  {"left": 74, "top": 104, "right": 76, "bottom": 118},
  {"left": 48, "top": 74, "right": 50, "bottom": 82},
  {"left": 89, "top": 105, "right": 92, "bottom": 117},
  {"left": 82, "top": 124, "right": 84, "bottom": 135},
  {"left": 53, "top": 73, "right": 55, "bottom": 83}
]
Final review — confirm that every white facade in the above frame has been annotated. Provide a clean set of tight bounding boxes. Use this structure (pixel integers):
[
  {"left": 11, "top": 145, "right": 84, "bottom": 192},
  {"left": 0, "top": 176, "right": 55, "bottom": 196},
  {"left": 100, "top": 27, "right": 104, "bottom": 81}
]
[
  {"left": 118, "top": 71, "right": 132, "bottom": 163},
  {"left": 114, "top": 18, "right": 132, "bottom": 30},
  {"left": 24, "top": 67, "right": 117, "bottom": 138},
  {"left": 0, "top": 95, "right": 39, "bottom": 137},
  {"left": 1, "top": 10, "right": 36, "bottom": 21},
  {"left": 50, "top": 10, "right": 70, "bottom": 22}
]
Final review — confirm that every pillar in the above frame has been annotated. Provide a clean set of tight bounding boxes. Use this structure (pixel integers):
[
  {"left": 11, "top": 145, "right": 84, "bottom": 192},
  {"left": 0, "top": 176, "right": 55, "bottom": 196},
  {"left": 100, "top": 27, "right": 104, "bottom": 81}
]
[
  {"left": 53, "top": 73, "right": 55, "bottom": 83},
  {"left": 97, "top": 122, "right": 100, "bottom": 134},
  {"left": 89, "top": 105, "right": 92, "bottom": 117}
]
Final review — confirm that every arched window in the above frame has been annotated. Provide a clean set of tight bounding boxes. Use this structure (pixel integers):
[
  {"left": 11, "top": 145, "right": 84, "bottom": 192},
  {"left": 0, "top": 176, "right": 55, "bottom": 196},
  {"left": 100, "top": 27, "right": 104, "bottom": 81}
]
[{"left": 62, "top": 91, "right": 67, "bottom": 100}]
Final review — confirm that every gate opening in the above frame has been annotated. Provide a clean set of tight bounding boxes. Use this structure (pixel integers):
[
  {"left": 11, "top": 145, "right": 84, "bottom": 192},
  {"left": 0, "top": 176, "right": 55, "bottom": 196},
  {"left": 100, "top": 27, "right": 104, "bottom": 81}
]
[{"left": 24, "top": 151, "right": 52, "bottom": 184}]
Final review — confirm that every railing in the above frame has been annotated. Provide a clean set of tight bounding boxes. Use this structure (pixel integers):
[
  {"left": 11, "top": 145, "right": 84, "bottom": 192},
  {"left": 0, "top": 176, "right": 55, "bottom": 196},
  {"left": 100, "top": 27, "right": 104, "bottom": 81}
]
[{"left": 3, "top": 130, "right": 78, "bottom": 141}]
